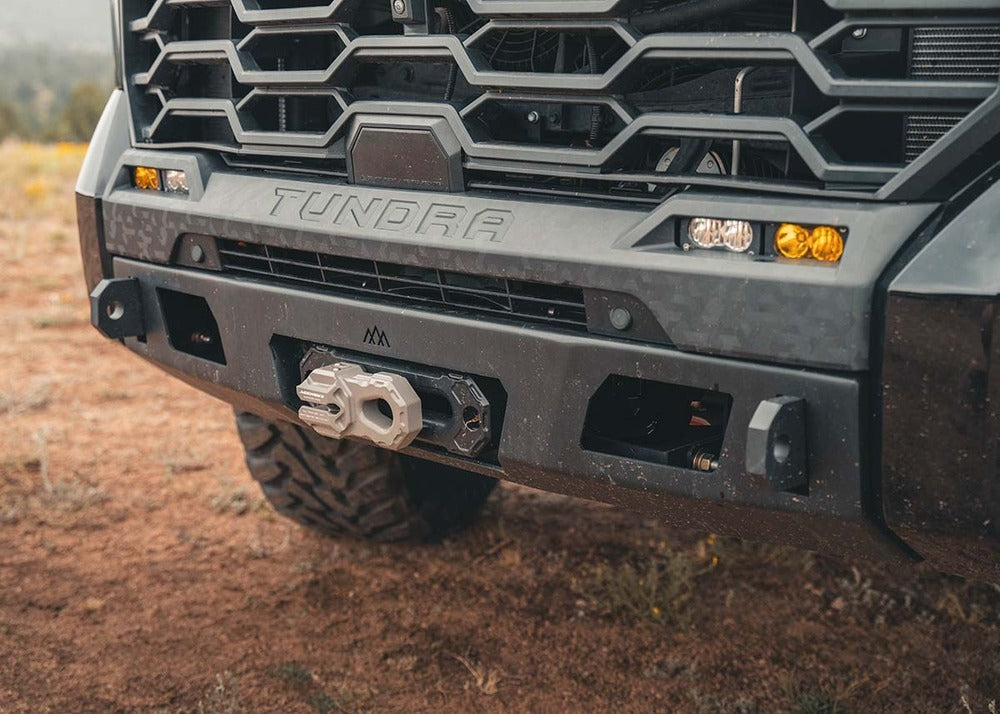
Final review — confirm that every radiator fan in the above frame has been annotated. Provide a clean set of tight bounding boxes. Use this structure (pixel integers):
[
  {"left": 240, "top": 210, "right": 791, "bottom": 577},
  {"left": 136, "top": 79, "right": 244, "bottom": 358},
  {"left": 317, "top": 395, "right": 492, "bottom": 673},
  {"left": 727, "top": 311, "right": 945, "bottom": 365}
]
[
  {"left": 448, "top": 4, "right": 564, "bottom": 71},
  {"left": 479, "top": 29, "right": 562, "bottom": 72}
]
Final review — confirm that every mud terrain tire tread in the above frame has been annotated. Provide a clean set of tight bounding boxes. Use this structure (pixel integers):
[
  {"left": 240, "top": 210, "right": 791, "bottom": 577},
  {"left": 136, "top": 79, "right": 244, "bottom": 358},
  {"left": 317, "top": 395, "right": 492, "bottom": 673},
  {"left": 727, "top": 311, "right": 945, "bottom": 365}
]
[{"left": 235, "top": 412, "right": 497, "bottom": 541}]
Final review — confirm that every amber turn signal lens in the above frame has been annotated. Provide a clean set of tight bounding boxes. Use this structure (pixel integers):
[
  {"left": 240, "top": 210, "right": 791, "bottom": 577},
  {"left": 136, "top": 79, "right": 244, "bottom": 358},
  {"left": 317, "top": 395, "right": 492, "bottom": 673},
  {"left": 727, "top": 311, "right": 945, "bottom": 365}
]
[
  {"left": 133, "top": 166, "right": 160, "bottom": 191},
  {"left": 809, "top": 226, "right": 844, "bottom": 262},
  {"left": 774, "top": 223, "right": 811, "bottom": 259}
]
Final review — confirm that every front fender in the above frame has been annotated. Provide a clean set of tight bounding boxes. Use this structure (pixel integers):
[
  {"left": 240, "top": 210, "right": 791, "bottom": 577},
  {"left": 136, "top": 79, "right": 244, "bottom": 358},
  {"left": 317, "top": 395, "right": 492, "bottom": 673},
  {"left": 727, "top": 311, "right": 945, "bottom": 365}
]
[{"left": 881, "top": 177, "right": 1000, "bottom": 583}]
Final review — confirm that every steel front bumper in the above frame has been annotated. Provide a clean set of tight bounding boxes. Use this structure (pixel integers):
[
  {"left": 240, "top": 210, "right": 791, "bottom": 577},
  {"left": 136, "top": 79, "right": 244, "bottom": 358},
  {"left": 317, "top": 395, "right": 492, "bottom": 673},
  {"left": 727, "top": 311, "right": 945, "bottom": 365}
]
[{"left": 80, "top": 89, "right": 994, "bottom": 572}]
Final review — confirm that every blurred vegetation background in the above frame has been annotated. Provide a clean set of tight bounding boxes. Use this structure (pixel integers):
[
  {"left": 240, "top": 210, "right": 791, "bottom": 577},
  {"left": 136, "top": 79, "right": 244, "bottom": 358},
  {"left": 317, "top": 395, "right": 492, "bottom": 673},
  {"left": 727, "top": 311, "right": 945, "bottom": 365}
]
[{"left": 0, "top": 0, "right": 113, "bottom": 143}]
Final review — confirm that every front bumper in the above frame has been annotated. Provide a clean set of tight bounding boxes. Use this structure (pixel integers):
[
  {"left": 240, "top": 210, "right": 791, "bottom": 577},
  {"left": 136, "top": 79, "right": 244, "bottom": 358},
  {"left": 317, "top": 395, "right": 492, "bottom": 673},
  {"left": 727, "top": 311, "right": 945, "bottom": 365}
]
[{"left": 79, "top": 91, "right": 999, "bottom": 577}]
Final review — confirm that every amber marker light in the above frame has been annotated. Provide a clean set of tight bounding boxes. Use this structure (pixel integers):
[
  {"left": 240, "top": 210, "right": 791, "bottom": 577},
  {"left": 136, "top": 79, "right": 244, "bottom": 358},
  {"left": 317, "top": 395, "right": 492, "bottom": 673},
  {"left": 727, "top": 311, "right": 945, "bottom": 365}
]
[
  {"left": 809, "top": 225, "right": 845, "bottom": 262},
  {"left": 774, "top": 223, "right": 811, "bottom": 259},
  {"left": 133, "top": 166, "right": 161, "bottom": 191}
]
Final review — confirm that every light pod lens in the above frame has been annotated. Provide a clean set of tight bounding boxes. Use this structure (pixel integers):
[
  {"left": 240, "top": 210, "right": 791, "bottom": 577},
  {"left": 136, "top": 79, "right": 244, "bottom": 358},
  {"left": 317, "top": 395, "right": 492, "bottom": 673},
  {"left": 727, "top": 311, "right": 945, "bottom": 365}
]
[
  {"left": 688, "top": 217, "right": 724, "bottom": 248},
  {"left": 775, "top": 223, "right": 811, "bottom": 259},
  {"left": 720, "top": 220, "right": 754, "bottom": 253},
  {"left": 809, "top": 226, "right": 844, "bottom": 262},
  {"left": 163, "top": 170, "right": 189, "bottom": 194},
  {"left": 133, "top": 166, "right": 160, "bottom": 191},
  {"left": 688, "top": 218, "right": 754, "bottom": 252}
]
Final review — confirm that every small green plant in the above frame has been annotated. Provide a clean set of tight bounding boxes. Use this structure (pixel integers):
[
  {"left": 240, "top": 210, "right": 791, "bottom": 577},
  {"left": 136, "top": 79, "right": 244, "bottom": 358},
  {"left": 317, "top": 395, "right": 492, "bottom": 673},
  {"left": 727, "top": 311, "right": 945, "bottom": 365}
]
[
  {"left": 269, "top": 662, "right": 313, "bottom": 687},
  {"left": 780, "top": 677, "right": 849, "bottom": 714},
  {"left": 268, "top": 662, "right": 370, "bottom": 713},
  {"left": 586, "top": 549, "right": 695, "bottom": 624}
]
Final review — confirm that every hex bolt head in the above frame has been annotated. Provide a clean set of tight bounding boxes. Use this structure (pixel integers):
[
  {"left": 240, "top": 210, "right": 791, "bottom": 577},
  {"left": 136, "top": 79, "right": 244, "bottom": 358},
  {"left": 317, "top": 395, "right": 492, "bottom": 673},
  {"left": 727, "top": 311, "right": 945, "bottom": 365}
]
[
  {"left": 526, "top": 110, "right": 540, "bottom": 124},
  {"left": 609, "top": 307, "right": 633, "bottom": 331},
  {"left": 392, "top": 0, "right": 406, "bottom": 14},
  {"left": 190, "top": 244, "right": 205, "bottom": 263},
  {"left": 851, "top": 27, "right": 868, "bottom": 39}
]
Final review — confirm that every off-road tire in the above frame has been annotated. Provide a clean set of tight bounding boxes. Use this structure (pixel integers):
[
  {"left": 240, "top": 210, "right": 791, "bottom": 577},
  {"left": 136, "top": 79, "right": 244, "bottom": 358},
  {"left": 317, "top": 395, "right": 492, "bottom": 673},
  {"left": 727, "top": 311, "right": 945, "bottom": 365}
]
[{"left": 235, "top": 412, "right": 498, "bottom": 541}]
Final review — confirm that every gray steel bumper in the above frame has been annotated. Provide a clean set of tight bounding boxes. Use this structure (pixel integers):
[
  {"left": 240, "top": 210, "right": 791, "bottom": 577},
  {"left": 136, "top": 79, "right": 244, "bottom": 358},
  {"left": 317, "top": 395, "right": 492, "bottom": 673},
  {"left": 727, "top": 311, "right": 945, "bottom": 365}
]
[{"left": 76, "top": 90, "right": 945, "bottom": 564}]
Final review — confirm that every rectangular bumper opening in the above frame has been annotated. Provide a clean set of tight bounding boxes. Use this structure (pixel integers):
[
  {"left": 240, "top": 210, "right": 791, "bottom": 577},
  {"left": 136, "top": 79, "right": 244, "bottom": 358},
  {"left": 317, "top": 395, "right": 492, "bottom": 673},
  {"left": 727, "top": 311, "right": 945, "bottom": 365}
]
[{"left": 581, "top": 375, "right": 733, "bottom": 472}]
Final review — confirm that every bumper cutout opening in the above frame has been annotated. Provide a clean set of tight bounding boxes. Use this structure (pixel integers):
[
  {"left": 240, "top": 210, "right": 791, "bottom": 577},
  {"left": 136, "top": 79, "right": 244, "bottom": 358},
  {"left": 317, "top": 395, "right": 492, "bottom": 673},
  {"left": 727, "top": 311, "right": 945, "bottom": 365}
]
[
  {"left": 156, "top": 288, "right": 226, "bottom": 364},
  {"left": 582, "top": 375, "right": 732, "bottom": 471}
]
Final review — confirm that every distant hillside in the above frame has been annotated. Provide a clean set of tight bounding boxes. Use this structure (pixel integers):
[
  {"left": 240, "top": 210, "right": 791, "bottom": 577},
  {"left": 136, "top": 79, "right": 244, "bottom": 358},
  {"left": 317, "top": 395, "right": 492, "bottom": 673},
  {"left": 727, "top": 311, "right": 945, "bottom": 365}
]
[
  {"left": 0, "top": 43, "right": 114, "bottom": 141},
  {"left": 0, "top": 0, "right": 111, "bottom": 51}
]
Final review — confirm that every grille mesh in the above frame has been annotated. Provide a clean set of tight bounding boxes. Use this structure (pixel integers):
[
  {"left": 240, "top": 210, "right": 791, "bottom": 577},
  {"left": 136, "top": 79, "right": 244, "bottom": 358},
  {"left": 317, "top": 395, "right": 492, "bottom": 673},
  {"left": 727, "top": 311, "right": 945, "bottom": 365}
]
[
  {"left": 910, "top": 27, "right": 1000, "bottom": 79},
  {"left": 904, "top": 114, "right": 965, "bottom": 162},
  {"left": 217, "top": 239, "right": 588, "bottom": 330},
  {"left": 905, "top": 27, "right": 1000, "bottom": 162}
]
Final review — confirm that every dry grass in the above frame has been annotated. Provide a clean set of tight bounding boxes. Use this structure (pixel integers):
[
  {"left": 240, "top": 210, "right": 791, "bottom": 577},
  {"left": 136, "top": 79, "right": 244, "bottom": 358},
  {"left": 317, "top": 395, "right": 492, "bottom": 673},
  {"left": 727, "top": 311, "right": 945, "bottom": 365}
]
[
  {"left": 210, "top": 475, "right": 260, "bottom": 516},
  {"left": 578, "top": 538, "right": 719, "bottom": 625},
  {"left": 268, "top": 661, "right": 375, "bottom": 713},
  {"left": 0, "top": 428, "right": 109, "bottom": 525},
  {"left": 0, "top": 379, "right": 52, "bottom": 416},
  {"left": 450, "top": 653, "right": 502, "bottom": 696},
  {"left": 197, "top": 672, "right": 240, "bottom": 714},
  {"left": 778, "top": 675, "right": 862, "bottom": 714},
  {"left": 0, "top": 141, "right": 88, "bottom": 225}
]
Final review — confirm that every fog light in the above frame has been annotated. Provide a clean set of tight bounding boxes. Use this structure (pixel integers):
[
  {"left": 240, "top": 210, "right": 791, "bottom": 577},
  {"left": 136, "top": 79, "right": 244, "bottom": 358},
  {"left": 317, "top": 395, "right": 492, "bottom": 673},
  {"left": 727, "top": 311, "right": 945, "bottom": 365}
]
[
  {"left": 688, "top": 217, "right": 754, "bottom": 252},
  {"left": 809, "top": 226, "right": 844, "bottom": 262},
  {"left": 720, "top": 220, "right": 754, "bottom": 253},
  {"left": 163, "top": 169, "right": 189, "bottom": 194},
  {"left": 133, "top": 166, "right": 160, "bottom": 191},
  {"left": 687, "top": 217, "right": 724, "bottom": 248},
  {"left": 775, "top": 223, "right": 811, "bottom": 259}
]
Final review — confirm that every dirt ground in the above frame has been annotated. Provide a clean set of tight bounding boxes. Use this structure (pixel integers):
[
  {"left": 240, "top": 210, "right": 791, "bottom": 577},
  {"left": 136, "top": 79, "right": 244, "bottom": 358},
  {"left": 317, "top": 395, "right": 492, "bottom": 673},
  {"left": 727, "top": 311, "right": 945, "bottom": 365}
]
[{"left": 0, "top": 143, "right": 998, "bottom": 713}]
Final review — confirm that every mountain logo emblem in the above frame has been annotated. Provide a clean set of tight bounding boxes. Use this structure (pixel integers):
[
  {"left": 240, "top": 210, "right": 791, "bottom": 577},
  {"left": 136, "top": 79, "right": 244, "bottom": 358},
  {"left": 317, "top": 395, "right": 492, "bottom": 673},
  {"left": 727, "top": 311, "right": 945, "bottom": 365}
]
[{"left": 364, "top": 325, "right": 390, "bottom": 348}]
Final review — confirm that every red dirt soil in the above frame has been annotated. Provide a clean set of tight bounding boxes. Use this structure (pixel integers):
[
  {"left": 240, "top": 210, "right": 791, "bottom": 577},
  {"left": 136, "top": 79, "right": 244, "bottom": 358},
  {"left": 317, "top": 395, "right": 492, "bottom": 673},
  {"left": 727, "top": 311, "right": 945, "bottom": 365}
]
[{"left": 0, "top": 144, "right": 998, "bottom": 713}]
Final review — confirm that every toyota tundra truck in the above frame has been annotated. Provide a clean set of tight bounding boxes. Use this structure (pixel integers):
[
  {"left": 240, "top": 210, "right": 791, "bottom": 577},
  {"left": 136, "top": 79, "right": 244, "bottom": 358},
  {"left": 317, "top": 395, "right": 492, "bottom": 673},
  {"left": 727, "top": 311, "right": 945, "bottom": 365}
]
[{"left": 78, "top": 0, "right": 1000, "bottom": 582}]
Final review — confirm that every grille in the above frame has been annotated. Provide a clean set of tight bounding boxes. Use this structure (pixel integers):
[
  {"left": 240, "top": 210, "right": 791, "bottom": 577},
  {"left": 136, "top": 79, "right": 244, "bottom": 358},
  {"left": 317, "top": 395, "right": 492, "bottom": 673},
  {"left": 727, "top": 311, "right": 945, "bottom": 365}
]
[
  {"left": 121, "top": 1, "right": 1000, "bottom": 201},
  {"left": 217, "top": 239, "right": 588, "bottom": 330},
  {"left": 904, "top": 114, "right": 965, "bottom": 163},
  {"left": 905, "top": 27, "right": 1000, "bottom": 163},
  {"left": 910, "top": 26, "right": 1000, "bottom": 79}
]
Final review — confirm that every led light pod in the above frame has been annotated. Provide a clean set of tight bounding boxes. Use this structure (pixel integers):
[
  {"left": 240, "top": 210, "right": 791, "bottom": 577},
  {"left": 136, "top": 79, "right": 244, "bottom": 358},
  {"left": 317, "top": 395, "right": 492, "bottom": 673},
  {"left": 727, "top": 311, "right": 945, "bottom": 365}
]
[
  {"left": 133, "top": 166, "right": 160, "bottom": 191},
  {"left": 809, "top": 226, "right": 844, "bottom": 262},
  {"left": 687, "top": 217, "right": 724, "bottom": 248},
  {"left": 720, "top": 220, "right": 754, "bottom": 253},
  {"left": 163, "top": 169, "right": 189, "bottom": 194},
  {"left": 774, "top": 223, "right": 811, "bottom": 259},
  {"left": 688, "top": 218, "right": 755, "bottom": 252}
]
